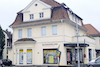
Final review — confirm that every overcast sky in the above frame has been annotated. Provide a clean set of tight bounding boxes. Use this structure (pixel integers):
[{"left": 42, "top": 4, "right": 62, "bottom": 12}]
[{"left": 0, "top": 0, "right": 100, "bottom": 32}]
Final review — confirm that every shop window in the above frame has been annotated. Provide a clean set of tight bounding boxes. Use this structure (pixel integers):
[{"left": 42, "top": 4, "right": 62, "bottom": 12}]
[
  {"left": 75, "top": 49, "right": 83, "bottom": 63},
  {"left": 27, "top": 49, "right": 32, "bottom": 64},
  {"left": 19, "top": 49, "right": 23, "bottom": 64},
  {"left": 43, "top": 49, "right": 58, "bottom": 64}
]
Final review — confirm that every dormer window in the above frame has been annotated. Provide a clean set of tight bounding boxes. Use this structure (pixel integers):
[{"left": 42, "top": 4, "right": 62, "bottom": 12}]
[
  {"left": 29, "top": 14, "right": 34, "bottom": 19},
  {"left": 39, "top": 12, "right": 44, "bottom": 18}
]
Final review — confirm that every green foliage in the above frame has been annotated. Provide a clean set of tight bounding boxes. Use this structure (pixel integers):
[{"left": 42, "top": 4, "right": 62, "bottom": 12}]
[
  {"left": 86, "top": 34, "right": 94, "bottom": 39},
  {"left": 0, "top": 26, "right": 5, "bottom": 58}
]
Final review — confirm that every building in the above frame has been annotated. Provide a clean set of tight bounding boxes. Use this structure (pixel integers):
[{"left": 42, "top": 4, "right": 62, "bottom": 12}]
[
  {"left": 83, "top": 24, "right": 100, "bottom": 57},
  {"left": 9, "top": 0, "right": 96, "bottom": 66},
  {"left": 3, "top": 30, "right": 12, "bottom": 59}
]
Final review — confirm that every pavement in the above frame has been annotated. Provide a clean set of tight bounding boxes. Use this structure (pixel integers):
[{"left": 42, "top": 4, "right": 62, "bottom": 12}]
[{"left": 0, "top": 64, "right": 88, "bottom": 67}]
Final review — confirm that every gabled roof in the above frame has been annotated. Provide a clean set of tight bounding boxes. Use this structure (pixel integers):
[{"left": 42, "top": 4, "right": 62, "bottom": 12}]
[
  {"left": 3, "top": 30, "right": 12, "bottom": 39},
  {"left": 40, "top": 0, "right": 62, "bottom": 7},
  {"left": 83, "top": 24, "right": 100, "bottom": 35}
]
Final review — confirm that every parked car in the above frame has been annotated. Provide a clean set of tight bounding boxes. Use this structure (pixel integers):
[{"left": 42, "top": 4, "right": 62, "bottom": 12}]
[
  {"left": 87, "top": 56, "right": 100, "bottom": 67},
  {"left": 0, "top": 59, "right": 12, "bottom": 66}
]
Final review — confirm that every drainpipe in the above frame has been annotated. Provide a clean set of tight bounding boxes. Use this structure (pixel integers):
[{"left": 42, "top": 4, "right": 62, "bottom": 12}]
[{"left": 61, "top": 19, "right": 64, "bottom": 43}]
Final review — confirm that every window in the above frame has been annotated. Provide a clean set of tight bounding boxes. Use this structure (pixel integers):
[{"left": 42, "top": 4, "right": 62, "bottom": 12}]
[
  {"left": 43, "top": 49, "right": 58, "bottom": 64},
  {"left": 35, "top": 4, "right": 38, "bottom": 6},
  {"left": 7, "top": 42, "right": 10, "bottom": 47},
  {"left": 19, "top": 49, "right": 23, "bottom": 64},
  {"left": 30, "top": 14, "right": 34, "bottom": 19},
  {"left": 18, "top": 29, "right": 22, "bottom": 38},
  {"left": 27, "top": 49, "right": 32, "bottom": 64},
  {"left": 72, "top": 14, "right": 74, "bottom": 21},
  {"left": 39, "top": 12, "right": 44, "bottom": 18},
  {"left": 52, "top": 25, "right": 57, "bottom": 35},
  {"left": 27, "top": 28, "right": 32, "bottom": 37},
  {"left": 75, "top": 16, "right": 77, "bottom": 23},
  {"left": 41, "top": 27, "right": 46, "bottom": 36}
]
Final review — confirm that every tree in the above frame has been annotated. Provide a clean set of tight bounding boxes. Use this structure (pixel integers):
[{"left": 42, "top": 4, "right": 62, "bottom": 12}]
[{"left": 0, "top": 26, "right": 5, "bottom": 59}]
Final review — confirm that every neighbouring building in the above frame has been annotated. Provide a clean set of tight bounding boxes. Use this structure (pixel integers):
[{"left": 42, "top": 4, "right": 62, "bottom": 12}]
[
  {"left": 9, "top": 0, "right": 96, "bottom": 66},
  {"left": 83, "top": 24, "right": 100, "bottom": 57},
  {"left": 3, "top": 30, "right": 12, "bottom": 59}
]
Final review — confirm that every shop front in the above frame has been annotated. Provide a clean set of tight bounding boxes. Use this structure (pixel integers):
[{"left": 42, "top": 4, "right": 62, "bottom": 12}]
[
  {"left": 43, "top": 49, "right": 58, "bottom": 64},
  {"left": 64, "top": 43, "right": 89, "bottom": 65}
]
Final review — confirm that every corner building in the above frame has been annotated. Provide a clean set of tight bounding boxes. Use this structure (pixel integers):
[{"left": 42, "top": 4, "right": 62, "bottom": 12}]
[{"left": 9, "top": 0, "right": 96, "bottom": 66}]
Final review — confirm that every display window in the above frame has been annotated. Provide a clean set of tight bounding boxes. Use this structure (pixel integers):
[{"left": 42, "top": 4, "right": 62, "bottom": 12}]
[
  {"left": 75, "top": 49, "right": 83, "bottom": 63},
  {"left": 19, "top": 50, "right": 23, "bottom": 64},
  {"left": 43, "top": 49, "right": 58, "bottom": 64},
  {"left": 27, "top": 49, "right": 32, "bottom": 64}
]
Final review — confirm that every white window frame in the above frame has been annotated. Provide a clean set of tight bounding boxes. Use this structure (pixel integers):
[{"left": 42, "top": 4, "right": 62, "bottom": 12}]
[
  {"left": 41, "top": 27, "right": 46, "bottom": 36},
  {"left": 18, "top": 29, "right": 22, "bottom": 38},
  {"left": 39, "top": 12, "right": 44, "bottom": 18},
  {"left": 29, "top": 14, "right": 34, "bottom": 19},
  {"left": 19, "top": 49, "right": 23, "bottom": 64},
  {"left": 27, "top": 28, "right": 32, "bottom": 37},
  {"left": 52, "top": 25, "right": 57, "bottom": 35},
  {"left": 27, "top": 49, "right": 32, "bottom": 64}
]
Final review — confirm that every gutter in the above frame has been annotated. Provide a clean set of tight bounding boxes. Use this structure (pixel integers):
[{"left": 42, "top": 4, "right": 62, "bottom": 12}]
[{"left": 11, "top": 19, "right": 87, "bottom": 32}]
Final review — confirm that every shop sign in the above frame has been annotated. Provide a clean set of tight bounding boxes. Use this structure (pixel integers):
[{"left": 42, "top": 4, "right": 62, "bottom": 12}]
[{"left": 42, "top": 43, "right": 58, "bottom": 46}]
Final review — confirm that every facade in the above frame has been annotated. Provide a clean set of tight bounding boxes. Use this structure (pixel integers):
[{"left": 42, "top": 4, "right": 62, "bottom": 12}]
[
  {"left": 3, "top": 31, "right": 12, "bottom": 59},
  {"left": 9, "top": 0, "right": 96, "bottom": 66},
  {"left": 83, "top": 24, "right": 100, "bottom": 57}
]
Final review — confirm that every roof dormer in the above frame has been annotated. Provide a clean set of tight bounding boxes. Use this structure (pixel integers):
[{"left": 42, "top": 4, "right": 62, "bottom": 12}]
[{"left": 22, "top": 0, "right": 52, "bottom": 22}]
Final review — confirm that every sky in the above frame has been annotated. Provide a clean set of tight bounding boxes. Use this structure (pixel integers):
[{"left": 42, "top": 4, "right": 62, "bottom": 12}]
[{"left": 0, "top": 0, "right": 100, "bottom": 32}]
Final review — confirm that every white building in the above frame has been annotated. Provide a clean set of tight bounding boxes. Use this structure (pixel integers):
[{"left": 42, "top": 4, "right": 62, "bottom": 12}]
[{"left": 9, "top": 0, "right": 96, "bottom": 66}]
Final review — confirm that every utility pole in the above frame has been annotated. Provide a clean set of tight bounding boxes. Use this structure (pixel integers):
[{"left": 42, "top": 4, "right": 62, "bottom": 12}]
[{"left": 76, "top": 19, "right": 80, "bottom": 67}]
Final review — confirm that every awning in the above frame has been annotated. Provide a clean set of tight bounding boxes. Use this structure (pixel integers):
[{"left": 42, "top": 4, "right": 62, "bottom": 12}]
[
  {"left": 14, "top": 38, "right": 36, "bottom": 45},
  {"left": 64, "top": 43, "right": 89, "bottom": 47}
]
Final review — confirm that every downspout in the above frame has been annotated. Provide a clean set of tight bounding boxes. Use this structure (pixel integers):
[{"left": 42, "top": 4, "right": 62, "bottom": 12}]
[{"left": 61, "top": 19, "right": 64, "bottom": 43}]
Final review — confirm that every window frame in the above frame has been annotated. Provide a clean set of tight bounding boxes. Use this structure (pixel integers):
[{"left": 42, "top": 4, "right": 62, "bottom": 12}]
[
  {"left": 19, "top": 49, "right": 23, "bottom": 64},
  {"left": 52, "top": 25, "right": 57, "bottom": 35},
  {"left": 39, "top": 12, "right": 44, "bottom": 18},
  {"left": 18, "top": 29, "right": 22, "bottom": 38},
  {"left": 27, "top": 49, "right": 32, "bottom": 64},
  {"left": 29, "top": 14, "right": 34, "bottom": 19},
  {"left": 27, "top": 28, "right": 32, "bottom": 37},
  {"left": 41, "top": 27, "right": 46, "bottom": 36}
]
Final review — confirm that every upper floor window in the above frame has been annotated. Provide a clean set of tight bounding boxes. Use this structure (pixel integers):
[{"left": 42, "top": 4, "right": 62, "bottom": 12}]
[
  {"left": 52, "top": 25, "right": 57, "bottom": 35},
  {"left": 27, "top": 28, "right": 32, "bottom": 37},
  {"left": 29, "top": 14, "right": 34, "bottom": 19},
  {"left": 72, "top": 14, "right": 74, "bottom": 21},
  {"left": 41, "top": 27, "right": 46, "bottom": 36},
  {"left": 18, "top": 29, "right": 22, "bottom": 38},
  {"left": 39, "top": 12, "right": 44, "bottom": 18},
  {"left": 7, "top": 42, "right": 11, "bottom": 47}
]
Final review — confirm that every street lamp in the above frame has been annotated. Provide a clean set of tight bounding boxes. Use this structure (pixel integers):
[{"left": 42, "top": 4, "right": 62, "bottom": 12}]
[{"left": 76, "top": 19, "right": 80, "bottom": 67}]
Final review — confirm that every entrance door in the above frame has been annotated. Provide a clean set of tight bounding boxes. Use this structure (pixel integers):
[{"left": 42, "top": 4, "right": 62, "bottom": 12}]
[
  {"left": 89, "top": 49, "right": 92, "bottom": 61},
  {"left": 67, "top": 49, "right": 72, "bottom": 64}
]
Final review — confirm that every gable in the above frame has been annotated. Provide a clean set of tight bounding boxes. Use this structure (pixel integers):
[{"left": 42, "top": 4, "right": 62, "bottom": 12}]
[
  {"left": 22, "top": 0, "right": 52, "bottom": 13},
  {"left": 22, "top": 0, "right": 52, "bottom": 22}
]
